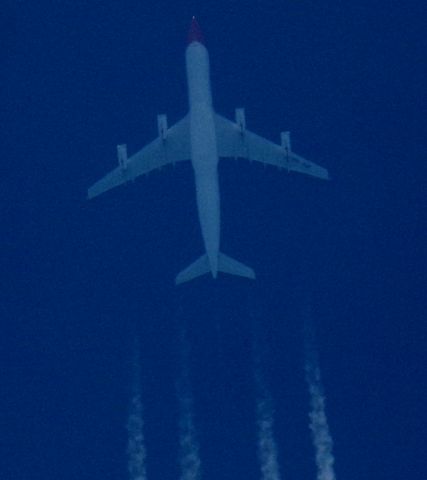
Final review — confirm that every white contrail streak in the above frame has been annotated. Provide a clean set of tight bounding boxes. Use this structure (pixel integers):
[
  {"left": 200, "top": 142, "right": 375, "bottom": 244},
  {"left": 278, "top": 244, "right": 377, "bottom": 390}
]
[
  {"left": 255, "top": 374, "right": 282, "bottom": 480},
  {"left": 252, "top": 330, "right": 281, "bottom": 480},
  {"left": 127, "top": 339, "right": 147, "bottom": 480},
  {"left": 177, "top": 331, "right": 201, "bottom": 480},
  {"left": 303, "top": 306, "right": 336, "bottom": 480}
]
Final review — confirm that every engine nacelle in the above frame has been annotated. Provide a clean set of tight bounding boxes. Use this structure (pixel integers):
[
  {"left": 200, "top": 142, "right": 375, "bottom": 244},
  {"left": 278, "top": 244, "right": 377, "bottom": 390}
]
[
  {"left": 157, "top": 114, "right": 168, "bottom": 141},
  {"left": 281, "top": 131, "right": 291, "bottom": 156},
  {"left": 235, "top": 108, "right": 246, "bottom": 134},
  {"left": 117, "top": 144, "right": 128, "bottom": 171}
]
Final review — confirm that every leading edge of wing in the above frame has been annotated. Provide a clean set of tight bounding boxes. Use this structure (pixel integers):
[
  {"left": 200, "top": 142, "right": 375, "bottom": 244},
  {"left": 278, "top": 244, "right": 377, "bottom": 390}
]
[
  {"left": 214, "top": 113, "right": 329, "bottom": 180},
  {"left": 88, "top": 115, "right": 191, "bottom": 199}
]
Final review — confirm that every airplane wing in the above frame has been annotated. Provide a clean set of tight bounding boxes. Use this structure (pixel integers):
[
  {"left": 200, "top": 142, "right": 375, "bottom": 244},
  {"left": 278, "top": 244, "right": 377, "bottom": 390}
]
[
  {"left": 214, "top": 113, "right": 329, "bottom": 180},
  {"left": 88, "top": 115, "right": 190, "bottom": 199}
]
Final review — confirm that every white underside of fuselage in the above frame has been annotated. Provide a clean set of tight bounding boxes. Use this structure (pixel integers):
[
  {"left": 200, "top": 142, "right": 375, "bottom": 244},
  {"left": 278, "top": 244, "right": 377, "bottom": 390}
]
[{"left": 186, "top": 41, "right": 220, "bottom": 277}]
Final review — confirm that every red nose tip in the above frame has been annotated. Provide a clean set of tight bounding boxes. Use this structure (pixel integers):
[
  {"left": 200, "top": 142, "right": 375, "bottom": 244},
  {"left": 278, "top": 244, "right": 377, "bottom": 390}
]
[{"left": 188, "top": 16, "right": 204, "bottom": 44}]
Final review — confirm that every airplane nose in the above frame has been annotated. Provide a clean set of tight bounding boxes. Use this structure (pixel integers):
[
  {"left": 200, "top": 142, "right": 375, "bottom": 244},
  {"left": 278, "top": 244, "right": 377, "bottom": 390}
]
[{"left": 188, "top": 16, "right": 204, "bottom": 44}]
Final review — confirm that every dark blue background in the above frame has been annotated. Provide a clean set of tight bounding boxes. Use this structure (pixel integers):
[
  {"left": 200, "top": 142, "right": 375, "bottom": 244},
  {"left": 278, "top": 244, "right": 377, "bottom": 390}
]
[{"left": 3, "top": 1, "right": 426, "bottom": 479}]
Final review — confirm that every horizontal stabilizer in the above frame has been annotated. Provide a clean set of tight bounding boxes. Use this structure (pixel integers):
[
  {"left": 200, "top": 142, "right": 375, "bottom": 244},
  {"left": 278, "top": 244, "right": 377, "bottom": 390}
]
[
  {"left": 218, "top": 252, "right": 255, "bottom": 280},
  {"left": 175, "top": 254, "right": 210, "bottom": 285},
  {"left": 175, "top": 252, "right": 255, "bottom": 285}
]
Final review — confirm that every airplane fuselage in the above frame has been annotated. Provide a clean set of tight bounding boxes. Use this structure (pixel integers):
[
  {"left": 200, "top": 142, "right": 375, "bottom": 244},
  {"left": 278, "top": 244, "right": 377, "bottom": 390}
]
[
  {"left": 88, "top": 17, "right": 327, "bottom": 284},
  {"left": 186, "top": 40, "right": 220, "bottom": 277}
]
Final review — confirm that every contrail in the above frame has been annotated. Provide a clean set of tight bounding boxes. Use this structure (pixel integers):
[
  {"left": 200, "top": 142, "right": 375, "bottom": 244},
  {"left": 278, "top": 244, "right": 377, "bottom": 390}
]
[
  {"left": 127, "top": 338, "right": 147, "bottom": 480},
  {"left": 252, "top": 321, "right": 282, "bottom": 480},
  {"left": 177, "top": 330, "right": 201, "bottom": 480},
  {"left": 254, "top": 370, "right": 282, "bottom": 480},
  {"left": 303, "top": 305, "right": 336, "bottom": 480}
]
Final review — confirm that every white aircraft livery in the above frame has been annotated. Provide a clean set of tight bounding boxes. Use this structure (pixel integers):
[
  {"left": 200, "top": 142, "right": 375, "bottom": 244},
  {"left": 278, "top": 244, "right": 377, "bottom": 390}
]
[{"left": 88, "top": 17, "right": 329, "bottom": 285}]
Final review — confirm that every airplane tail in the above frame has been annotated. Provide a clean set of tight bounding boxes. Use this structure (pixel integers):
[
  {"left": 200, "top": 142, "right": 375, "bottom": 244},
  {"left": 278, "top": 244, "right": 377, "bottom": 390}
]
[{"left": 175, "top": 252, "right": 255, "bottom": 285}]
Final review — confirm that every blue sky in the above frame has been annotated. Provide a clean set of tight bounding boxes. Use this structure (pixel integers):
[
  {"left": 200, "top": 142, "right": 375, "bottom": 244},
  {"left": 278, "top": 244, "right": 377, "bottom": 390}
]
[{"left": 3, "top": 1, "right": 426, "bottom": 479}]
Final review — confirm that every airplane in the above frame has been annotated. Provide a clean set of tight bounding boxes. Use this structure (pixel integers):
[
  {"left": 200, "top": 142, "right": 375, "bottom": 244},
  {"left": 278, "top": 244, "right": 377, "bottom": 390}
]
[{"left": 88, "top": 17, "right": 329, "bottom": 285}]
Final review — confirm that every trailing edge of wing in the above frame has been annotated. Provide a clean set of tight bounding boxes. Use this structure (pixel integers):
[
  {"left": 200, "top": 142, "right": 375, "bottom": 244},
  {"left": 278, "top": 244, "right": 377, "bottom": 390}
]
[
  {"left": 214, "top": 113, "right": 329, "bottom": 180},
  {"left": 88, "top": 115, "right": 190, "bottom": 199}
]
